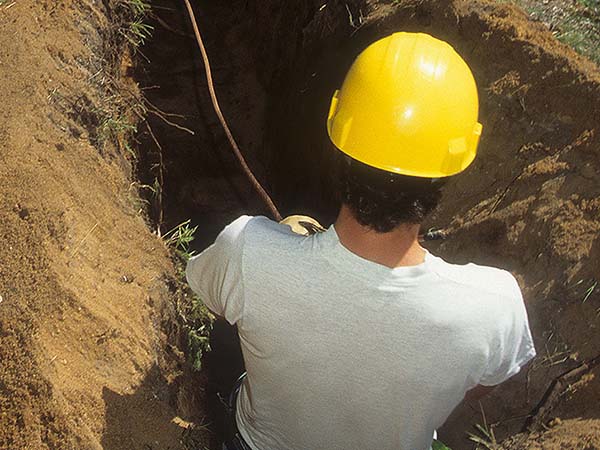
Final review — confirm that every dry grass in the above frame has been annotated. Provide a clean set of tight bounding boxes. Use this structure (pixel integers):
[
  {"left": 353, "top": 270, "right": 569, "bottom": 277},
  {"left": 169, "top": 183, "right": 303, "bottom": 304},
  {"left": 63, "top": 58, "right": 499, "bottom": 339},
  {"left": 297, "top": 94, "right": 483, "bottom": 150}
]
[{"left": 499, "top": 0, "right": 600, "bottom": 64}]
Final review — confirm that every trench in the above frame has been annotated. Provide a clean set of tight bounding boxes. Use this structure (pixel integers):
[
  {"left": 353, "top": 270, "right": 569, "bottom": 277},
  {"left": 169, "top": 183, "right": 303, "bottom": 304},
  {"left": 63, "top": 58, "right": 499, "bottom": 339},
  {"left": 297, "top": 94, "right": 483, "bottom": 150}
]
[{"left": 136, "top": 0, "right": 600, "bottom": 448}]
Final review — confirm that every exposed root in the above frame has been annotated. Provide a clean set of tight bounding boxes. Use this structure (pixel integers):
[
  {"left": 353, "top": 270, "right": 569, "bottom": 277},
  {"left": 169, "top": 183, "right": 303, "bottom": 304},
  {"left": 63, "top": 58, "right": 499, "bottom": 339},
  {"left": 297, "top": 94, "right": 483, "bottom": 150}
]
[
  {"left": 181, "top": 0, "right": 282, "bottom": 221},
  {"left": 524, "top": 354, "right": 600, "bottom": 432}
]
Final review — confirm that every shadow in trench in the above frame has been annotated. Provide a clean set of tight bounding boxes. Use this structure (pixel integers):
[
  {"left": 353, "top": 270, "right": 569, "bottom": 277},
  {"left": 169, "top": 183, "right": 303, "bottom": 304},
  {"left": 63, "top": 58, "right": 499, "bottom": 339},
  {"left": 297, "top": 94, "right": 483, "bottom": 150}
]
[
  {"left": 135, "top": 0, "right": 270, "bottom": 249},
  {"left": 201, "top": 321, "right": 246, "bottom": 441},
  {"left": 135, "top": 0, "right": 273, "bottom": 443}
]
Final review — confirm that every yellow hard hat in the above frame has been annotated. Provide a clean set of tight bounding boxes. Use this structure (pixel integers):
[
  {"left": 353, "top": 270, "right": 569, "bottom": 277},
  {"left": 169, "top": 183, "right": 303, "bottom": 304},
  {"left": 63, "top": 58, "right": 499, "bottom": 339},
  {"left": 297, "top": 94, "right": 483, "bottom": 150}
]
[{"left": 327, "top": 32, "right": 483, "bottom": 178}]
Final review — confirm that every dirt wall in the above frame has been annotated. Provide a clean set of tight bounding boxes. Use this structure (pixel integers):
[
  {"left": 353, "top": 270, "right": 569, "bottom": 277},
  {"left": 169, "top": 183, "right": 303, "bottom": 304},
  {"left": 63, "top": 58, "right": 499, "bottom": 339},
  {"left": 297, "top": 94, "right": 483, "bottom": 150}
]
[{"left": 0, "top": 1, "right": 207, "bottom": 449}]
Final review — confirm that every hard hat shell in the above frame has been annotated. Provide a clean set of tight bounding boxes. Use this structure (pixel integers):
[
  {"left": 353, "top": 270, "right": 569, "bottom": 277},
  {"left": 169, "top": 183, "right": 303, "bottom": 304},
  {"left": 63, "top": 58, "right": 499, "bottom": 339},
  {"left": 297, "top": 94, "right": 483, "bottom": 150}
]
[{"left": 327, "top": 32, "right": 483, "bottom": 178}]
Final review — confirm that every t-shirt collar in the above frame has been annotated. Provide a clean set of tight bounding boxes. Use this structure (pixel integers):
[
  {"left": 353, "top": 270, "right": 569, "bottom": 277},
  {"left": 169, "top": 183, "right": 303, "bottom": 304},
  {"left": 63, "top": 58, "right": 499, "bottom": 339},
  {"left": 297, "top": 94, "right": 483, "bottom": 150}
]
[{"left": 318, "top": 224, "right": 432, "bottom": 279}]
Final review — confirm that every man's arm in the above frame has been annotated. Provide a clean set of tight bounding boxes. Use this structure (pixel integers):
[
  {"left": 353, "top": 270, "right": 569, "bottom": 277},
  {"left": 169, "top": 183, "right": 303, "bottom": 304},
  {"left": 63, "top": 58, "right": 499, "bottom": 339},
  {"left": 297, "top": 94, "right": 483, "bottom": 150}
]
[
  {"left": 186, "top": 216, "right": 252, "bottom": 324},
  {"left": 476, "top": 272, "right": 536, "bottom": 390}
]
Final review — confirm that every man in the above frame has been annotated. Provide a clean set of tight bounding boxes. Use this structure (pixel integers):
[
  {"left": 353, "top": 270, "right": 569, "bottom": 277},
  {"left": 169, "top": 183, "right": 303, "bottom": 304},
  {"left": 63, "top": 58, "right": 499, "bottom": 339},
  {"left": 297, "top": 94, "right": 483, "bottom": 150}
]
[{"left": 186, "top": 33, "right": 536, "bottom": 450}]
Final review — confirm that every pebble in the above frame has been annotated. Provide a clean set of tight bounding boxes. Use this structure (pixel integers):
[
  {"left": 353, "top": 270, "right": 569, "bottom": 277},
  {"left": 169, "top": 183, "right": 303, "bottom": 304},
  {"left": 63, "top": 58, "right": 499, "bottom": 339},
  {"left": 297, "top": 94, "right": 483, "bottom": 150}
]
[
  {"left": 120, "top": 274, "right": 134, "bottom": 283},
  {"left": 548, "top": 417, "right": 562, "bottom": 428}
]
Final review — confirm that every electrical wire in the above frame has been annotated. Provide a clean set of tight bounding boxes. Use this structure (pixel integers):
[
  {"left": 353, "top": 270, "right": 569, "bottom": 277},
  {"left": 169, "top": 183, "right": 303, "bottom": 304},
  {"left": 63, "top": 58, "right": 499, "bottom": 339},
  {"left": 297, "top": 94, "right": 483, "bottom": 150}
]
[{"left": 182, "top": 0, "right": 282, "bottom": 221}]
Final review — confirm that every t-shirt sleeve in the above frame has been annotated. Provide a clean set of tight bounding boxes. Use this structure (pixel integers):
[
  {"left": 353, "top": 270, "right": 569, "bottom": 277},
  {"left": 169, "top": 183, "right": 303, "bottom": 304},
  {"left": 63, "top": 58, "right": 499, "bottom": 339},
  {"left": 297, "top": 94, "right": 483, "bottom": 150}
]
[
  {"left": 479, "top": 274, "right": 536, "bottom": 386},
  {"left": 185, "top": 215, "right": 252, "bottom": 325}
]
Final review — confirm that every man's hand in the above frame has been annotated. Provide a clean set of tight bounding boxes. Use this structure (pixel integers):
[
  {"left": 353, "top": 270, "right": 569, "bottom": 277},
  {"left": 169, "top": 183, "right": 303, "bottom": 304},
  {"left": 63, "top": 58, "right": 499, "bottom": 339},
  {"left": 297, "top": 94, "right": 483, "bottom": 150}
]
[{"left": 280, "top": 215, "right": 326, "bottom": 236}]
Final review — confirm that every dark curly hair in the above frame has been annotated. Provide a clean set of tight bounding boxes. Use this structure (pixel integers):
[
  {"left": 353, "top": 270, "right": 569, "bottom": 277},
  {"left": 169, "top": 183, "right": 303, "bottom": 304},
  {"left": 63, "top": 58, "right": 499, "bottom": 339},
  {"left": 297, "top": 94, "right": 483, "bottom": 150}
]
[{"left": 335, "top": 154, "right": 445, "bottom": 233}]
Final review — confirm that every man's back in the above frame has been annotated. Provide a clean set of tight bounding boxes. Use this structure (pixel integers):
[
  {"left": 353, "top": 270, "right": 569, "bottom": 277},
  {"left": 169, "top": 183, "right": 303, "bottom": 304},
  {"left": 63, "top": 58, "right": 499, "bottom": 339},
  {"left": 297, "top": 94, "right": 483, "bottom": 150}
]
[{"left": 187, "top": 216, "right": 535, "bottom": 450}]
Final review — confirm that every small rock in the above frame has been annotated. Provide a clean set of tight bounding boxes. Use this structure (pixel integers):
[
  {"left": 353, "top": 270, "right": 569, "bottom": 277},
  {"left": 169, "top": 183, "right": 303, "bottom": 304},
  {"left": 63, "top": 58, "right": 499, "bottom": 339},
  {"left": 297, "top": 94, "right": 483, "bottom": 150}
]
[
  {"left": 548, "top": 417, "right": 562, "bottom": 428},
  {"left": 19, "top": 209, "right": 30, "bottom": 220},
  {"left": 55, "top": 143, "right": 65, "bottom": 151},
  {"left": 13, "top": 204, "right": 30, "bottom": 220},
  {"left": 120, "top": 274, "right": 134, "bottom": 283},
  {"left": 68, "top": 126, "right": 82, "bottom": 139}
]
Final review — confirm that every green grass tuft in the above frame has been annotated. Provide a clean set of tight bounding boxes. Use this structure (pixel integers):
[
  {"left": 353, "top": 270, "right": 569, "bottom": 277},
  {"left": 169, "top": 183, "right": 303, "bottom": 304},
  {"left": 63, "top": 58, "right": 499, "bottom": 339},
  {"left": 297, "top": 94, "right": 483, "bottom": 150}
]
[
  {"left": 162, "top": 221, "right": 213, "bottom": 372},
  {"left": 185, "top": 291, "right": 214, "bottom": 372},
  {"left": 114, "top": 0, "right": 153, "bottom": 48},
  {"left": 432, "top": 440, "right": 452, "bottom": 450},
  {"left": 99, "top": 116, "right": 137, "bottom": 143},
  {"left": 121, "top": 20, "right": 154, "bottom": 47},
  {"left": 124, "top": 0, "right": 151, "bottom": 16},
  {"left": 163, "top": 219, "right": 198, "bottom": 262}
]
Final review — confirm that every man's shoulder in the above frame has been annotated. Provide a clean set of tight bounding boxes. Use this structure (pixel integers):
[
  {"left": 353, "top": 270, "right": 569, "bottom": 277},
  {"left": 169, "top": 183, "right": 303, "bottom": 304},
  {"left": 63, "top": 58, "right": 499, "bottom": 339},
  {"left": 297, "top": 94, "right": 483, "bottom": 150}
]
[
  {"left": 428, "top": 254, "right": 521, "bottom": 300},
  {"left": 220, "top": 215, "right": 298, "bottom": 247}
]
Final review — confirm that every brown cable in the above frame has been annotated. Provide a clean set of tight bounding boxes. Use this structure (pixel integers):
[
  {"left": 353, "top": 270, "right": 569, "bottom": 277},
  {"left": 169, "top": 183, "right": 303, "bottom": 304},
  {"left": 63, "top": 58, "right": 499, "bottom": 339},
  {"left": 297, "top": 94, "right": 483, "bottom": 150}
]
[{"left": 182, "top": 0, "right": 282, "bottom": 222}]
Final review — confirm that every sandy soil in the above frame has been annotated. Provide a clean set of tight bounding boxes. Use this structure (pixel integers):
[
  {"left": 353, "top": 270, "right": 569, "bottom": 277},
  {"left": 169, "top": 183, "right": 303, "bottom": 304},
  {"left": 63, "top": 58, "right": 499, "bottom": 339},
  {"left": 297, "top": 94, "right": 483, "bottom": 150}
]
[{"left": 0, "top": 1, "right": 208, "bottom": 449}]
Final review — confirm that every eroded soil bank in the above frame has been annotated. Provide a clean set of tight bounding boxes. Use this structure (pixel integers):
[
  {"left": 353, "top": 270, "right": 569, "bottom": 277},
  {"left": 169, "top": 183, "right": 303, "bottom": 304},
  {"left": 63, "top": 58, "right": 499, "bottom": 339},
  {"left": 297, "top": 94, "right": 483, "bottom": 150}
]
[
  {"left": 142, "top": 0, "right": 600, "bottom": 448},
  {"left": 0, "top": 1, "right": 209, "bottom": 449}
]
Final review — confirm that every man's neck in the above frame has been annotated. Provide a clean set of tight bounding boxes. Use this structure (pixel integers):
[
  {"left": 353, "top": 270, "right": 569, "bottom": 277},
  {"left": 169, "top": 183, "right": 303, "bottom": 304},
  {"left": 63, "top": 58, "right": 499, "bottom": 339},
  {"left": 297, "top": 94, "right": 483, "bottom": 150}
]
[{"left": 333, "top": 205, "right": 425, "bottom": 269}]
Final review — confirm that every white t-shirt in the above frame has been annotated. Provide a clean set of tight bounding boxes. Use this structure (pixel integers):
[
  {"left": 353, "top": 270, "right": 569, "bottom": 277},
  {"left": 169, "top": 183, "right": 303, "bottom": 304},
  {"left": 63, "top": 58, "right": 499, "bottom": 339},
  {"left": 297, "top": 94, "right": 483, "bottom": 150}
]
[{"left": 186, "top": 216, "right": 536, "bottom": 450}]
